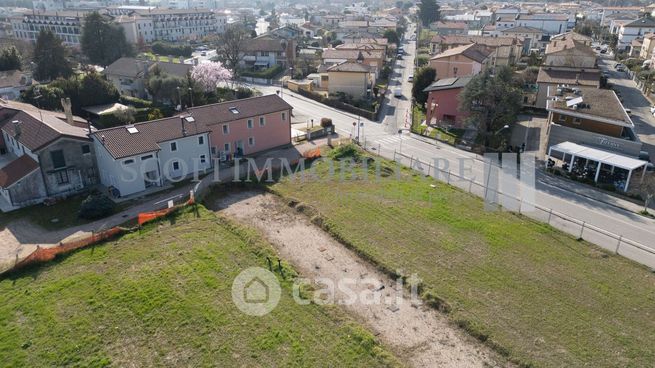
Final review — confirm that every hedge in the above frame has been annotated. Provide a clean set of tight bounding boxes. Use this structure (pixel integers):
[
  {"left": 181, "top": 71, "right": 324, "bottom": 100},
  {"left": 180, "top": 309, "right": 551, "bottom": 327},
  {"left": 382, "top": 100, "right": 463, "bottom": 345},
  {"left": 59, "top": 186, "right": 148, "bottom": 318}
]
[
  {"left": 119, "top": 95, "right": 153, "bottom": 108},
  {"left": 239, "top": 65, "right": 284, "bottom": 79},
  {"left": 151, "top": 42, "right": 193, "bottom": 58}
]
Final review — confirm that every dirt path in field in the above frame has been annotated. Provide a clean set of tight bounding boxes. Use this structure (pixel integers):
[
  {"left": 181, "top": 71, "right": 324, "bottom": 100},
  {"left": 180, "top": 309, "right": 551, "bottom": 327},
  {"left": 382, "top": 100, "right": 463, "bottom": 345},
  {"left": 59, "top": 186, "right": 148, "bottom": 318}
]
[{"left": 209, "top": 190, "right": 505, "bottom": 368}]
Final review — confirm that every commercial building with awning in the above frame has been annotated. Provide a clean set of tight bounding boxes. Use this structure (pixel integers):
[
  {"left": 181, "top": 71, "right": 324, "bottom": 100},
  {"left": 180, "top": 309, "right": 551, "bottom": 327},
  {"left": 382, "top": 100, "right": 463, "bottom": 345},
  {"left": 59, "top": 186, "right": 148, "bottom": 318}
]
[{"left": 547, "top": 141, "right": 649, "bottom": 192}]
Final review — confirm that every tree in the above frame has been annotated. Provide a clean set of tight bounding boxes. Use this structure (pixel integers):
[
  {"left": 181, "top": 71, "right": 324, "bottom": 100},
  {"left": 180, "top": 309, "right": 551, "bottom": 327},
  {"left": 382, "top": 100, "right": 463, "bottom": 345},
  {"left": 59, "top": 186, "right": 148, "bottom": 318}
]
[
  {"left": 33, "top": 30, "right": 73, "bottom": 81},
  {"left": 78, "top": 72, "right": 119, "bottom": 107},
  {"left": 0, "top": 47, "right": 21, "bottom": 71},
  {"left": 411, "top": 66, "right": 436, "bottom": 107},
  {"left": 20, "top": 85, "right": 66, "bottom": 110},
  {"left": 216, "top": 24, "right": 250, "bottom": 77},
  {"left": 639, "top": 172, "right": 655, "bottom": 214},
  {"left": 459, "top": 66, "right": 522, "bottom": 149},
  {"left": 81, "top": 12, "right": 133, "bottom": 66},
  {"left": 383, "top": 29, "right": 400, "bottom": 45},
  {"left": 191, "top": 62, "right": 232, "bottom": 92},
  {"left": 147, "top": 70, "right": 188, "bottom": 105},
  {"left": 419, "top": 0, "right": 440, "bottom": 27}
]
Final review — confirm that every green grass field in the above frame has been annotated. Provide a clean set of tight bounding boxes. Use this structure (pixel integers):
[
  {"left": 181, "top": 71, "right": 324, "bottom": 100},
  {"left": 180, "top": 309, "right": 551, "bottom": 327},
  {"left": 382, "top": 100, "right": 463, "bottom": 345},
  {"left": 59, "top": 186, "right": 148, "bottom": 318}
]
[
  {"left": 270, "top": 146, "right": 655, "bottom": 368},
  {"left": 0, "top": 207, "right": 398, "bottom": 367}
]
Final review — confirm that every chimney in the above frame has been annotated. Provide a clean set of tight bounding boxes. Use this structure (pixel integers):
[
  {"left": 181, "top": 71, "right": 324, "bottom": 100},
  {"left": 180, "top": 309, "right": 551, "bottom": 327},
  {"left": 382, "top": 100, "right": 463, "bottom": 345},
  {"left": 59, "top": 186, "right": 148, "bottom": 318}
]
[
  {"left": 101, "top": 135, "right": 106, "bottom": 145},
  {"left": 61, "top": 97, "right": 74, "bottom": 126},
  {"left": 12, "top": 120, "right": 21, "bottom": 137}
]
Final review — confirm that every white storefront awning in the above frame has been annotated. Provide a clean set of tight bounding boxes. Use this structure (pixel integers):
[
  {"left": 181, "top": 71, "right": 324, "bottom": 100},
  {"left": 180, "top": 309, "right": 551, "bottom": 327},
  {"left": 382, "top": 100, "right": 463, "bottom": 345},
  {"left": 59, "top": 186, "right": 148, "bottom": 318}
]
[{"left": 549, "top": 141, "right": 647, "bottom": 171}]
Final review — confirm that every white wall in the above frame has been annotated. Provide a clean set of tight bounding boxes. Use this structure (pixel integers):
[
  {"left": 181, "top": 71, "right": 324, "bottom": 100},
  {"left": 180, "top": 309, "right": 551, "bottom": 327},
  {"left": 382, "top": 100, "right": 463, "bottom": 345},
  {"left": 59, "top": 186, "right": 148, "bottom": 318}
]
[{"left": 158, "top": 133, "right": 212, "bottom": 182}]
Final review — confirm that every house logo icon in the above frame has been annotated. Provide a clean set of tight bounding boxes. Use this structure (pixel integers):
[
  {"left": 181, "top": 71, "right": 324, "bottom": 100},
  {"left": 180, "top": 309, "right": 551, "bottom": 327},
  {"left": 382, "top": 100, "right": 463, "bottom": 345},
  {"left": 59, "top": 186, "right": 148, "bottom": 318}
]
[{"left": 232, "top": 267, "right": 281, "bottom": 316}]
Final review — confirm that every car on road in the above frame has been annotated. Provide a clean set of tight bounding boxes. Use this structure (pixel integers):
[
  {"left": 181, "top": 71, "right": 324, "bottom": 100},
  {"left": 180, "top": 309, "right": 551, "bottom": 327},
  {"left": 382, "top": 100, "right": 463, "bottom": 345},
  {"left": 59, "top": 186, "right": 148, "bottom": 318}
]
[
  {"left": 600, "top": 49, "right": 607, "bottom": 54},
  {"left": 408, "top": 74, "right": 413, "bottom": 82},
  {"left": 200, "top": 51, "right": 207, "bottom": 56},
  {"left": 625, "top": 108, "right": 632, "bottom": 115},
  {"left": 650, "top": 106, "right": 655, "bottom": 114},
  {"left": 394, "top": 88, "right": 402, "bottom": 98}
]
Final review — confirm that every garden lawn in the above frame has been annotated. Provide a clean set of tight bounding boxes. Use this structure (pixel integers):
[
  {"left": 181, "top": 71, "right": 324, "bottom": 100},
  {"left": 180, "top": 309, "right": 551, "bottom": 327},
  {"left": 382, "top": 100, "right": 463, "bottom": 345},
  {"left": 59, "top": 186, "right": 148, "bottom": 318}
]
[
  {"left": 270, "top": 147, "right": 655, "bottom": 368},
  {"left": 0, "top": 207, "right": 398, "bottom": 368}
]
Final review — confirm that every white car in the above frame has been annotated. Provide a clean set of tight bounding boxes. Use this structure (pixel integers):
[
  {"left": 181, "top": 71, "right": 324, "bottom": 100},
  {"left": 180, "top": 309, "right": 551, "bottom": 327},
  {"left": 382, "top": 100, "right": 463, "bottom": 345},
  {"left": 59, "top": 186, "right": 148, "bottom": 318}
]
[
  {"left": 394, "top": 88, "right": 402, "bottom": 98},
  {"left": 649, "top": 106, "right": 655, "bottom": 114},
  {"left": 408, "top": 74, "right": 414, "bottom": 82}
]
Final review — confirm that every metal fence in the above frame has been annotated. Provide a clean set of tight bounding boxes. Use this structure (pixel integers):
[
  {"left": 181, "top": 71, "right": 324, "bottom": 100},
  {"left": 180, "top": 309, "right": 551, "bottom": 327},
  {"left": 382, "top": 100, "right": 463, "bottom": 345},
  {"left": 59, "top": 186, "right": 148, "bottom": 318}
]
[{"left": 358, "top": 139, "right": 655, "bottom": 269}]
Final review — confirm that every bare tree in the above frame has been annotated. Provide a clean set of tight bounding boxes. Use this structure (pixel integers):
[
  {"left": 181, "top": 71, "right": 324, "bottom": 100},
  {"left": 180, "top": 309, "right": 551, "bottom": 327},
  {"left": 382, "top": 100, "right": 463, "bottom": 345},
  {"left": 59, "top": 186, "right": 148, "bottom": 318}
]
[
  {"left": 216, "top": 24, "right": 250, "bottom": 80},
  {"left": 639, "top": 171, "right": 655, "bottom": 214}
]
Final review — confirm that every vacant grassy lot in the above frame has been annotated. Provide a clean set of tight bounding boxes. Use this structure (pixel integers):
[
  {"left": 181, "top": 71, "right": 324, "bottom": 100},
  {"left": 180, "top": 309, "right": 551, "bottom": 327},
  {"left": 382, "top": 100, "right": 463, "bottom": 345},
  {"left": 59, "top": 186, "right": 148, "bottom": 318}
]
[
  {"left": 0, "top": 207, "right": 398, "bottom": 367},
  {"left": 271, "top": 146, "right": 655, "bottom": 368}
]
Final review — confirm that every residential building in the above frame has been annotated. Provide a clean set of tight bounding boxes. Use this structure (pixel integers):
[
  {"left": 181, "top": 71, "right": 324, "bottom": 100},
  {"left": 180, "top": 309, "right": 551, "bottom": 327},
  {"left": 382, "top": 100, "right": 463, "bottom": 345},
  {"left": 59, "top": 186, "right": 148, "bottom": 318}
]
[
  {"left": 501, "top": 26, "right": 545, "bottom": 50},
  {"left": 92, "top": 115, "right": 211, "bottom": 198},
  {"left": 192, "top": 94, "right": 293, "bottom": 160},
  {"left": 640, "top": 33, "right": 655, "bottom": 59},
  {"left": 430, "top": 35, "right": 523, "bottom": 66},
  {"left": 104, "top": 57, "right": 192, "bottom": 99},
  {"left": 630, "top": 38, "right": 643, "bottom": 57},
  {"left": 600, "top": 6, "right": 643, "bottom": 26},
  {"left": 10, "top": 10, "right": 87, "bottom": 47},
  {"left": 544, "top": 37, "right": 597, "bottom": 69},
  {"left": 423, "top": 76, "right": 474, "bottom": 128},
  {"left": 514, "top": 13, "right": 569, "bottom": 35},
  {"left": 550, "top": 31, "right": 593, "bottom": 46},
  {"left": 536, "top": 67, "right": 601, "bottom": 108},
  {"left": 546, "top": 86, "right": 641, "bottom": 157},
  {"left": 111, "top": 8, "right": 227, "bottom": 43},
  {"left": 326, "top": 62, "right": 374, "bottom": 98},
  {"left": 0, "top": 99, "right": 97, "bottom": 211},
  {"left": 322, "top": 48, "right": 384, "bottom": 76},
  {"left": 240, "top": 34, "right": 296, "bottom": 69},
  {"left": 617, "top": 17, "right": 655, "bottom": 51},
  {"left": 429, "top": 21, "right": 468, "bottom": 35},
  {"left": 0, "top": 70, "right": 33, "bottom": 100},
  {"left": 428, "top": 44, "right": 490, "bottom": 80},
  {"left": 494, "top": 15, "right": 516, "bottom": 30}
]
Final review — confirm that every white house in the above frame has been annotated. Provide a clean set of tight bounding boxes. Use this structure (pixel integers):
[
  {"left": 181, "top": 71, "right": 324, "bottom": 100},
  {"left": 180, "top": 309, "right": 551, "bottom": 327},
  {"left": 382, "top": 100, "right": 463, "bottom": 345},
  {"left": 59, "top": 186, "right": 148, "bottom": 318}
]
[
  {"left": 514, "top": 13, "right": 569, "bottom": 35},
  {"left": 618, "top": 17, "right": 655, "bottom": 51},
  {"left": 92, "top": 115, "right": 212, "bottom": 198}
]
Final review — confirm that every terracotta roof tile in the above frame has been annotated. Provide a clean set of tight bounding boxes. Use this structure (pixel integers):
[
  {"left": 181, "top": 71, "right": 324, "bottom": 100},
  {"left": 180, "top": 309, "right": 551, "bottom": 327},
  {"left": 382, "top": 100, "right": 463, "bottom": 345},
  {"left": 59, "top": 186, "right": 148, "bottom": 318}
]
[{"left": 0, "top": 155, "right": 39, "bottom": 188}]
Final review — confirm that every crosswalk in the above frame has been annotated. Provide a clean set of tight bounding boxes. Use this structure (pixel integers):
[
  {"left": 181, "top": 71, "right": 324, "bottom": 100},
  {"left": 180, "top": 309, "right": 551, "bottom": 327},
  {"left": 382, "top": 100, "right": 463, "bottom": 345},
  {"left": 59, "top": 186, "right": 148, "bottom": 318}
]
[{"left": 370, "top": 135, "right": 402, "bottom": 146}]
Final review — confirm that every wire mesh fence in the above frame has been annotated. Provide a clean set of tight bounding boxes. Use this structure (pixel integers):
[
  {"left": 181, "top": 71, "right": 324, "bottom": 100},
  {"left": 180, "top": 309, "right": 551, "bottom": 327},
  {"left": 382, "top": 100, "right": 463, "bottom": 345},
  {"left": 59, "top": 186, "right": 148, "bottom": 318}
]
[{"left": 357, "top": 139, "right": 655, "bottom": 268}]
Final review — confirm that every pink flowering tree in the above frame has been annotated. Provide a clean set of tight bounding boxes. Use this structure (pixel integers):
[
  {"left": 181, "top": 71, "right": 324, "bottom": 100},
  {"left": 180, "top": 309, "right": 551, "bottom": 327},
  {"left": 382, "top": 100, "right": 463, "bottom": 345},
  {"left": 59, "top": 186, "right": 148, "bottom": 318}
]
[{"left": 191, "top": 62, "right": 232, "bottom": 92}]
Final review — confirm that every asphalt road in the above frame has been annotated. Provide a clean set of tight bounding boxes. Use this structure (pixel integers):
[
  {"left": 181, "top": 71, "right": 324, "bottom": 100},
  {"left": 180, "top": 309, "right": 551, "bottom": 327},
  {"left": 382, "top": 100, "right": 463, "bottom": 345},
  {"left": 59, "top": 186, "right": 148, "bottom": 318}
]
[{"left": 597, "top": 53, "right": 655, "bottom": 160}]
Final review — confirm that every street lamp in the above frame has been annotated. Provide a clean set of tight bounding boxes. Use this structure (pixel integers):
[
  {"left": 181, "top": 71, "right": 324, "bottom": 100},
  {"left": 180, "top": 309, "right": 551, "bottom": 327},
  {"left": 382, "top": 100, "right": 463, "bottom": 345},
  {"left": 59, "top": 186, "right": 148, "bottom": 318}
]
[
  {"left": 495, "top": 124, "right": 510, "bottom": 135},
  {"left": 188, "top": 87, "right": 194, "bottom": 108},
  {"left": 398, "top": 128, "right": 403, "bottom": 153}
]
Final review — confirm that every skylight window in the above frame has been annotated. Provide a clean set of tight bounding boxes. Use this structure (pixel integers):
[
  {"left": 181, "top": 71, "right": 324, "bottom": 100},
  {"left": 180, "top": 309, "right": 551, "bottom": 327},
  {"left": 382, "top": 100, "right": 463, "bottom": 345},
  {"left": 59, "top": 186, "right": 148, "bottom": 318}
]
[
  {"left": 126, "top": 125, "right": 139, "bottom": 134},
  {"left": 229, "top": 107, "right": 239, "bottom": 114}
]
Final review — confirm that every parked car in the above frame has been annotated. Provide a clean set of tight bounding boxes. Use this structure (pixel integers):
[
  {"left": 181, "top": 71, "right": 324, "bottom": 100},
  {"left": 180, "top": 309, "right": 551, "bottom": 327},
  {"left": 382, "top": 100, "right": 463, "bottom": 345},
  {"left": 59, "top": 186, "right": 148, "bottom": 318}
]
[
  {"left": 615, "top": 63, "right": 625, "bottom": 70},
  {"left": 408, "top": 74, "right": 414, "bottom": 82},
  {"left": 625, "top": 108, "right": 632, "bottom": 115},
  {"left": 600, "top": 49, "right": 607, "bottom": 54},
  {"left": 649, "top": 106, "right": 655, "bottom": 114},
  {"left": 394, "top": 88, "right": 402, "bottom": 98}
]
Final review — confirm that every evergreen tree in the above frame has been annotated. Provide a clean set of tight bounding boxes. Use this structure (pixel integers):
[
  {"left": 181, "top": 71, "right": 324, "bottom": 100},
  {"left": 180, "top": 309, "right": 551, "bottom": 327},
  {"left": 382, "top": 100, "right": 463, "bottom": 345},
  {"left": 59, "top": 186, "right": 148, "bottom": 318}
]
[
  {"left": 81, "top": 12, "right": 134, "bottom": 66},
  {"left": 0, "top": 46, "right": 22, "bottom": 71},
  {"left": 419, "top": 0, "right": 440, "bottom": 27},
  {"left": 33, "top": 30, "right": 73, "bottom": 81}
]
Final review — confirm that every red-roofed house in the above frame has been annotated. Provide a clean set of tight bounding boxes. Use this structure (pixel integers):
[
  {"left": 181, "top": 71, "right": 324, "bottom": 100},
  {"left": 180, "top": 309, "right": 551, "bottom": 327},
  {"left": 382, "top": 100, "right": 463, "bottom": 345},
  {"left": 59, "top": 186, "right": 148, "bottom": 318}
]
[
  {"left": 428, "top": 44, "right": 491, "bottom": 79},
  {"left": 0, "top": 99, "right": 97, "bottom": 211},
  {"left": 91, "top": 94, "right": 293, "bottom": 198}
]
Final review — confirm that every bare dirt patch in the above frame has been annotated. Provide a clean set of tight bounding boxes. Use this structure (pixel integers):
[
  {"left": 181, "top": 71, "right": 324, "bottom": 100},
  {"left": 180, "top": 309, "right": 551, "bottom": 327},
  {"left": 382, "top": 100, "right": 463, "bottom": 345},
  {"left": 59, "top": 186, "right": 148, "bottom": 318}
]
[{"left": 209, "top": 190, "right": 506, "bottom": 368}]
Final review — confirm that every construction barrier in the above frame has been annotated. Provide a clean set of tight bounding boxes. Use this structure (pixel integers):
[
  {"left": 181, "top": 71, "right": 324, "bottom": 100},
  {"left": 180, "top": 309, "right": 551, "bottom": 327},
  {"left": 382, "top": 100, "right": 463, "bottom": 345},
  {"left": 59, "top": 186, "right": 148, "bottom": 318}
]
[
  {"left": 5, "top": 194, "right": 197, "bottom": 275},
  {"left": 13, "top": 227, "right": 126, "bottom": 271}
]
